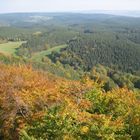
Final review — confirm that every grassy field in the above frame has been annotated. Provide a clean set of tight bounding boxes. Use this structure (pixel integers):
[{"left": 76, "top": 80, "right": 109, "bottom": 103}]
[
  {"left": 0, "top": 42, "right": 67, "bottom": 62},
  {"left": 32, "top": 44, "right": 67, "bottom": 61},
  {"left": 0, "top": 41, "right": 25, "bottom": 56}
]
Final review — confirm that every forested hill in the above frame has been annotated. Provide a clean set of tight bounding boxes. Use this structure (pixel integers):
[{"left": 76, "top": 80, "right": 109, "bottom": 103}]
[{"left": 50, "top": 34, "right": 140, "bottom": 73}]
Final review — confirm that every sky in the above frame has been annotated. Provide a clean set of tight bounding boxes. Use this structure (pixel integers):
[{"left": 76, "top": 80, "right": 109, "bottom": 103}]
[{"left": 0, "top": 0, "right": 140, "bottom": 13}]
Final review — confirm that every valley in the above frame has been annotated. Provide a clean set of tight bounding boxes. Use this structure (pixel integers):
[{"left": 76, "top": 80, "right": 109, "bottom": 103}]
[{"left": 0, "top": 12, "right": 140, "bottom": 140}]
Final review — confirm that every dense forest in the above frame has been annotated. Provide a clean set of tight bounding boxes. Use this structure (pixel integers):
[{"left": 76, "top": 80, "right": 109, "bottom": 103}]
[
  {"left": 0, "top": 13, "right": 140, "bottom": 139},
  {"left": 50, "top": 34, "right": 140, "bottom": 72}
]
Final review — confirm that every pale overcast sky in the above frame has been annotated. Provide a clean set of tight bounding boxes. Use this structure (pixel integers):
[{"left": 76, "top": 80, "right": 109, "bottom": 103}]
[{"left": 0, "top": 0, "right": 140, "bottom": 13}]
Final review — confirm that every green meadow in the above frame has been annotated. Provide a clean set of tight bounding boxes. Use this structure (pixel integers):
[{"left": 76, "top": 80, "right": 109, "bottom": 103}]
[
  {"left": 31, "top": 44, "right": 67, "bottom": 61},
  {"left": 0, "top": 41, "right": 25, "bottom": 56}
]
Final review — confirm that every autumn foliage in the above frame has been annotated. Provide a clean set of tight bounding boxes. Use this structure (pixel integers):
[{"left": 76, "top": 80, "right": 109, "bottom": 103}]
[{"left": 0, "top": 63, "right": 140, "bottom": 140}]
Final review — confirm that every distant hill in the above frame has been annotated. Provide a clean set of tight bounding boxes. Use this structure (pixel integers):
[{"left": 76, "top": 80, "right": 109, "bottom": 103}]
[
  {"left": 80, "top": 10, "right": 140, "bottom": 17},
  {"left": 0, "top": 12, "right": 140, "bottom": 27}
]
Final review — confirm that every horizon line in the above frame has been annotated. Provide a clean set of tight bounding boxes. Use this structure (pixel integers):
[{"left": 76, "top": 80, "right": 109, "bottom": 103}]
[{"left": 0, "top": 9, "right": 140, "bottom": 14}]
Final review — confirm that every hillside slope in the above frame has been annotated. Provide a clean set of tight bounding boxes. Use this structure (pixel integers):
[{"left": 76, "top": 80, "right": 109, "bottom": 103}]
[
  {"left": 0, "top": 63, "right": 140, "bottom": 140},
  {"left": 50, "top": 35, "right": 140, "bottom": 73}
]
